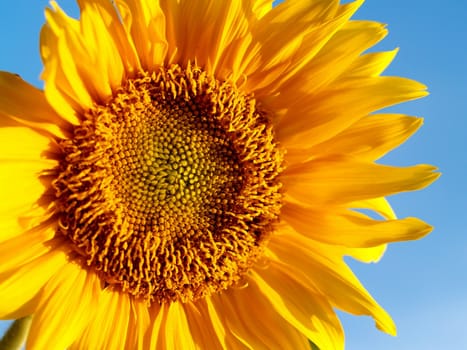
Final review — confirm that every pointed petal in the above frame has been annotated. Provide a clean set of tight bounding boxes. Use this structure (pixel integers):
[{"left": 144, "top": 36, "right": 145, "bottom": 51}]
[
  {"left": 125, "top": 299, "right": 150, "bottom": 350},
  {"left": 27, "top": 263, "right": 99, "bottom": 349},
  {"left": 268, "top": 231, "right": 396, "bottom": 334},
  {"left": 349, "top": 196, "right": 397, "bottom": 220},
  {"left": 210, "top": 285, "right": 312, "bottom": 349},
  {"left": 245, "top": 0, "right": 363, "bottom": 94},
  {"left": 308, "top": 114, "right": 423, "bottom": 161},
  {"left": 115, "top": 0, "right": 166, "bottom": 70},
  {"left": 148, "top": 303, "right": 165, "bottom": 349},
  {"left": 77, "top": 0, "right": 141, "bottom": 75},
  {"left": 185, "top": 299, "right": 227, "bottom": 349},
  {"left": 0, "top": 246, "right": 67, "bottom": 319},
  {"left": 282, "top": 156, "right": 439, "bottom": 205},
  {"left": 0, "top": 72, "right": 69, "bottom": 136},
  {"left": 274, "top": 19, "right": 388, "bottom": 98},
  {"left": 282, "top": 201, "right": 433, "bottom": 247},
  {"left": 0, "top": 126, "right": 57, "bottom": 242},
  {"left": 0, "top": 222, "right": 56, "bottom": 274},
  {"left": 159, "top": 0, "right": 254, "bottom": 81},
  {"left": 164, "top": 302, "right": 196, "bottom": 350},
  {"left": 346, "top": 49, "right": 399, "bottom": 78},
  {"left": 277, "top": 77, "right": 428, "bottom": 148},
  {"left": 73, "top": 287, "right": 131, "bottom": 350},
  {"left": 41, "top": 0, "right": 136, "bottom": 114},
  {"left": 251, "top": 266, "right": 344, "bottom": 350}
]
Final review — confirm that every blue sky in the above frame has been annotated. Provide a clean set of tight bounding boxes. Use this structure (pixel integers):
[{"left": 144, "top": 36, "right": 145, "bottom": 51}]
[{"left": 0, "top": 1, "right": 466, "bottom": 349}]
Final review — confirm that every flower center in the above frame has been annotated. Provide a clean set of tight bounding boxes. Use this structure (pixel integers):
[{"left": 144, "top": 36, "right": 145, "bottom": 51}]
[{"left": 53, "top": 64, "right": 283, "bottom": 303}]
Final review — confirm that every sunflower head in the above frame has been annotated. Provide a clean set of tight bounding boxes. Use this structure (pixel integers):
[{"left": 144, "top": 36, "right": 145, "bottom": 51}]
[
  {"left": 0, "top": 0, "right": 438, "bottom": 349},
  {"left": 53, "top": 62, "right": 283, "bottom": 303}
]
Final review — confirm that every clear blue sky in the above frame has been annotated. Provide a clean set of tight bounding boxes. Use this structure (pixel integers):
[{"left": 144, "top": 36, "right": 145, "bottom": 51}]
[{"left": 1, "top": 1, "right": 466, "bottom": 349}]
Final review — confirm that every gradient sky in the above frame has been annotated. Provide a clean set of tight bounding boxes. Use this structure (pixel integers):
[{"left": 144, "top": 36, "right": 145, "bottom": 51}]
[{"left": 0, "top": 1, "right": 466, "bottom": 349}]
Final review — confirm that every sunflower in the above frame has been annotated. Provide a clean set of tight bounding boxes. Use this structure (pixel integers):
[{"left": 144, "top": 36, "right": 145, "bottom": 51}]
[{"left": 0, "top": 0, "right": 439, "bottom": 349}]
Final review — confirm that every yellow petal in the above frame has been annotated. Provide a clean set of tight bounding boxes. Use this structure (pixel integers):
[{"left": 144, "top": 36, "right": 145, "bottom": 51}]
[
  {"left": 147, "top": 302, "right": 197, "bottom": 349},
  {"left": 268, "top": 232, "right": 396, "bottom": 335},
  {"left": 0, "top": 223, "right": 55, "bottom": 274},
  {"left": 282, "top": 156, "right": 439, "bottom": 205},
  {"left": 281, "top": 201, "right": 433, "bottom": 247},
  {"left": 0, "top": 158, "right": 50, "bottom": 213},
  {"left": 277, "top": 20, "right": 388, "bottom": 97},
  {"left": 277, "top": 77, "right": 428, "bottom": 148},
  {"left": 27, "top": 262, "right": 99, "bottom": 350},
  {"left": 349, "top": 196, "right": 397, "bottom": 220},
  {"left": 344, "top": 244, "right": 387, "bottom": 263},
  {"left": 148, "top": 303, "right": 165, "bottom": 350},
  {"left": 252, "top": 0, "right": 272, "bottom": 19},
  {"left": 77, "top": 0, "right": 141, "bottom": 75},
  {"left": 0, "top": 126, "right": 57, "bottom": 241},
  {"left": 0, "top": 247, "right": 67, "bottom": 320},
  {"left": 185, "top": 299, "right": 227, "bottom": 349},
  {"left": 307, "top": 114, "right": 423, "bottom": 161},
  {"left": 124, "top": 299, "right": 150, "bottom": 350},
  {"left": 246, "top": 0, "right": 363, "bottom": 94},
  {"left": 0, "top": 72, "right": 69, "bottom": 136},
  {"left": 76, "top": 0, "right": 136, "bottom": 90},
  {"left": 164, "top": 302, "right": 196, "bottom": 350},
  {"left": 158, "top": 0, "right": 253, "bottom": 81},
  {"left": 345, "top": 49, "right": 398, "bottom": 78},
  {"left": 0, "top": 203, "right": 52, "bottom": 244},
  {"left": 285, "top": 114, "right": 422, "bottom": 165},
  {"left": 210, "top": 285, "right": 312, "bottom": 349},
  {"left": 251, "top": 266, "right": 344, "bottom": 350},
  {"left": 73, "top": 288, "right": 131, "bottom": 350},
  {"left": 0, "top": 126, "right": 57, "bottom": 163},
  {"left": 40, "top": 16, "right": 90, "bottom": 121},
  {"left": 42, "top": 0, "right": 133, "bottom": 111},
  {"left": 114, "top": 0, "right": 166, "bottom": 70}
]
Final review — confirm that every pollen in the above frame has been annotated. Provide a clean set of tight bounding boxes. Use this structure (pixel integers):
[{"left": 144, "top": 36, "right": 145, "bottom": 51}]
[{"left": 52, "top": 64, "right": 283, "bottom": 303}]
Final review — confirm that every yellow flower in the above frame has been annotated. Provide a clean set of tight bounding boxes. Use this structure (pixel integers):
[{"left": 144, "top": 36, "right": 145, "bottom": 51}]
[{"left": 0, "top": 0, "right": 439, "bottom": 349}]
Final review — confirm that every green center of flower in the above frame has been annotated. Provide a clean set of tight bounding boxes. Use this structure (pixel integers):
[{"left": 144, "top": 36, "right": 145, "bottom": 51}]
[{"left": 53, "top": 64, "right": 283, "bottom": 303}]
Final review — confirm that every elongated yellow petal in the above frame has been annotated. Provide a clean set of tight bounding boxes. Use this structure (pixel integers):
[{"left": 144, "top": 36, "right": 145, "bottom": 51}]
[
  {"left": 164, "top": 302, "right": 196, "bottom": 350},
  {"left": 76, "top": 288, "right": 131, "bottom": 350},
  {"left": 246, "top": 0, "right": 363, "bottom": 94},
  {"left": 47, "top": 3, "right": 110, "bottom": 101},
  {"left": 147, "top": 303, "right": 196, "bottom": 350},
  {"left": 349, "top": 196, "right": 397, "bottom": 220},
  {"left": 124, "top": 299, "right": 150, "bottom": 350},
  {"left": 283, "top": 156, "right": 439, "bottom": 205},
  {"left": 276, "top": 20, "right": 388, "bottom": 97},
  {"left": 252, "top": 0, "right": 272, "bottom": 19},
  {"left": 285, "top": 114, "right": 423, "bottom": 164},
  {"left": 0, "top": 72, "right": 69, "bottom": 136},
  {"left": 0, "top": 247, "right": 67, "bottom": 320},
  {"left": 115, "top": 0, "right": 166, "bottom": 70},
  {"left": 27, "top": 263, "right": 99, "bottom": 350},
  {"left": 77, "top": 0, "right": 141, "bottom": 75},
  {"left": 251, "top": 267, "right": 344, "bottom": 350},
  {"left": 268, "top": 232, "right": 396, "bottom": 334},
  {"left": 42, "top": 0, "right": 137, "bottom": 110},
  {"left": 40, "top": 24, "right": 89, "bottom": 121},
  {"left": 345, "top": 49, "right": 399, "bottom": 78},
  {"left": 211, "top": 285, "right": 312, "bottom": 349},
  {"left": 161, "top": 0, "right": 253, "bottom": 80},
  {"left": 277, "top": 77, "right": 428, "bottom": 147},
  {"left": 0, "top": 224, "right": 55, "bottom": 274},
  {"left": 0, "top": 129, "right": 56, "bottom": 242},
  {"left": 282, "top": 201, "right": 433, "bottom": 247},
  {"left": 148, "top": 303, "right": 165, "bottom": 350},
  {"left": 185, "top": 299, "right": 229, "bottom": 349}
]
